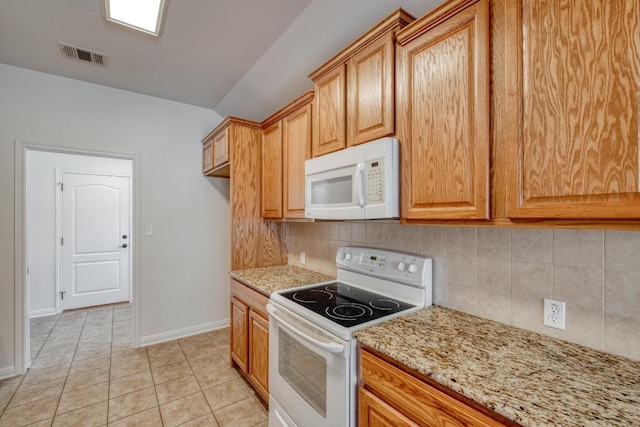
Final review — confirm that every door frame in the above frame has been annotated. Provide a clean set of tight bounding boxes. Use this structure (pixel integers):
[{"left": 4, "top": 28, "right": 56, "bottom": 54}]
[
  {"left": 14, "top": 140, "right": 142, "bottom": 374},
  {"left": 56, "top": 169, "right": 132, "bottom": 314}
]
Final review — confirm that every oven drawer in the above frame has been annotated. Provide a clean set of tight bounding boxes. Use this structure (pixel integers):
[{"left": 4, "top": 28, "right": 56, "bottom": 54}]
[{"left": 360, "top": 349, "right": 511, "bottom": 427}]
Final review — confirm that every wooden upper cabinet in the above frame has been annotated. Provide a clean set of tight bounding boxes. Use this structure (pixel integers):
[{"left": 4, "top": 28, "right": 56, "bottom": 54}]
[
  {"left": 312, "top": 65, "right": 346, "bottom": 157},
  {"left": 202, "top": 138, "right": 214, "bottom": 175},
  {"left": 261, "top": 122, "right": 283, "bottom": 219},
  {"left": 202, "top": 117, "right": 258, "bottom": 178},
  {"left": 397, "top": 0, "right": 490, "bottom": 220},
  {"left": 503, "top": 0, "right": 640, "bottom": 219},
  {"left": 213, "top": 127, "right": 229, "bottom": 167},
  {"left": 261, "top": 92, "right": 314, "bottom": 220},
  {"left": 283, "top": 102, "right": 312, "bottom": 218},
  {"left": 348, "top": 31, "right": 395, "bottom": 147},
  {"left": 310, "top": 9, "right": 414, "bottom": 157}
]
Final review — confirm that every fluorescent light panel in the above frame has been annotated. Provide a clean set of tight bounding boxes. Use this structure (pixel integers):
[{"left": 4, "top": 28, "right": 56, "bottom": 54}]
[{"left": 105, "top": 0, "right": 166, "bottom": 36}]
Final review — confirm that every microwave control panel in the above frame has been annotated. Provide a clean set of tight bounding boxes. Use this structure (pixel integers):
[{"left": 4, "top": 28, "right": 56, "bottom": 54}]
[{"left": 366, "top": 159, "right": 385, "bottom": 204}]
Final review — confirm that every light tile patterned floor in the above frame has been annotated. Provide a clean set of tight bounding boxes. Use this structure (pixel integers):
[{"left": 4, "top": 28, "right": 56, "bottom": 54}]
[{"left": 0, "top": 304, "right": 267, "bottom": 426}]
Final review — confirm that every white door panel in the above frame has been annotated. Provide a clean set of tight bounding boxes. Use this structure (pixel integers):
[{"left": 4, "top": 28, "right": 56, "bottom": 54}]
[{"left": 61, "top": 173, "right": 130, "bottom": 310}]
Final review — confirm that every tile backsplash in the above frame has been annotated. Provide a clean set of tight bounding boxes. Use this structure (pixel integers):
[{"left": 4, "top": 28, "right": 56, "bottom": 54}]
[{"left": 285, "top": 222, "right": 640, "bottom": 361}]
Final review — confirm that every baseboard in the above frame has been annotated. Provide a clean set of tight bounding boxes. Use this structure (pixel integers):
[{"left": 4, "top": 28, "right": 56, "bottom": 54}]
[
  {"left": 0, "top": 366, "right": 16, "bottom": 380},
  {"left": 140, "top": 319, "right": 230, "bottom": 347},
  {"left": 30, "top": 308, "right": 57, "bottom": 318}
]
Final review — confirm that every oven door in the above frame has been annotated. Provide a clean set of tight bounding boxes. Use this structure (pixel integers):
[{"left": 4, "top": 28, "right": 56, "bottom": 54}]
[{"left": 267, "top": 302, "right": 351, "bottom": 427}]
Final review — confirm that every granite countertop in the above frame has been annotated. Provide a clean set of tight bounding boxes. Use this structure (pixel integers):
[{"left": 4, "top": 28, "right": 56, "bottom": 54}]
[
  {"left": 230, "top": 264, "right": 334, "bottom": 296},
  {"left": 354, "top": 306, "right": 640, "bottom": 427}
]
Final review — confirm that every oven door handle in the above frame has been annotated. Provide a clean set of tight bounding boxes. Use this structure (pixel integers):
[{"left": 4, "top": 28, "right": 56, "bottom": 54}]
[
  {"left": 267, "top": 304, "right": 345, "bottom": 354},
  {"left": 274, "top": 407, "right": 293, "bottom": 427}
]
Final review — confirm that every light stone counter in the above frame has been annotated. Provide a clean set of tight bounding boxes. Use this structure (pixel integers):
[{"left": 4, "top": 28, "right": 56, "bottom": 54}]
[
  {"left": 354, "top": 306, "right": 640, "bottom": 427},
  {"left": 230, "top": 264, "right": 334, "bottom": 296}
]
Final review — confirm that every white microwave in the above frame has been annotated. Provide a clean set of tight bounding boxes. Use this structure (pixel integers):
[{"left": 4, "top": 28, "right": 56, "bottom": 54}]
[{"left": 305, "top": 137, "right": 399, "bottom": 220}]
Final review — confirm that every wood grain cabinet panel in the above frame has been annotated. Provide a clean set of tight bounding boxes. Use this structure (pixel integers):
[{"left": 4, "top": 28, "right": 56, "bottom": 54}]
[
  {"left": 261, "top": 122, "right": 283, "bottom": 219},
  {"left": 310, "top": 10, "right": 414, "bottom": 157},
  {"left": 397, "top": 0, "right": 490, "bottom": 220},
  {"left": 283, "top": 102, "right": 312, "bottom": 218},
  {"left": 359, "top": 349, "right": 511, "bottom": 427},
  {"left": 230, "top": 279, "right": 270, "bottom": 403},
  {"left": 358, "top": 387, "right": 419, "bottom": 427},
  {"left": 348, "top": 31, "right": 395, "bottom": 146},
  {"left": 213, "top": 128, "right": 229, "bottom": 168},
  {"left": 230, "top": 297, "right": 248, "bottom": 374},
  {"left": 313, "top": 65, "right": 347, "bottom": 157},
  {"left": 261, "top": 92, "right": 313, "bottom": 220},
  {"left": 202, "top": 138, "right": 214, "bottom": 174},
  {"left": 503, "top": 0, "right": 640, "bottom": 219},
  {"left": 248, "top": 310, "right": 269, "bottom": 401}
]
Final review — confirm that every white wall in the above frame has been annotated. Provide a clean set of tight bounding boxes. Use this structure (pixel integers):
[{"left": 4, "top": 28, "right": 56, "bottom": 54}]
[
  {"left": 0, "top": 64, "right": 230, "bottom": 374},
  {"left": 27, "top": 151, "right": 133, "bottom": 317}
]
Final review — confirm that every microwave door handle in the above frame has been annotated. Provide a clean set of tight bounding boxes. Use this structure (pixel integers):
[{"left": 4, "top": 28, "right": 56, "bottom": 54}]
[
  {"left": 267, "top": 304, "right": 345, "bottom": 353},
  {"left": 356, "top": 162, "right": 365, "bottom": 207}
]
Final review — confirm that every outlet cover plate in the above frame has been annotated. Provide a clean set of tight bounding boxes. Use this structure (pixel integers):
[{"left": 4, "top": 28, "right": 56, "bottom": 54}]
[{"left": 543, "top": 299, "right": 566, "bottom": 330}]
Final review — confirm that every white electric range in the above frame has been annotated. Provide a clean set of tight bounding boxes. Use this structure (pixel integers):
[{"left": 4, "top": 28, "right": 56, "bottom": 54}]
[{"left": 267, "top": 246, "right": 432, "bottom": 427}]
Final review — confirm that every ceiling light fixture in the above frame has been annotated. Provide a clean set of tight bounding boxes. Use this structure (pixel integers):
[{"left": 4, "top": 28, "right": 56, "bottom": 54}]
[{"left": 104, "top": 0, "right": 167, "bottom": 37}]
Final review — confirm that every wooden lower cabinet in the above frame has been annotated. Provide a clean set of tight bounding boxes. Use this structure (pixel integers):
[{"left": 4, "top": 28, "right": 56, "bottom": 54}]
[
  {"left": 230, "top": 279, "right": 270, "bottom": 403},
  {"left": 359, "top": 387, "right": 419, "bottom": 427},
  {"left": 248, "top": 310, "right": 269, "bottom": 399},
  {"left": 359, "top": 349, "right": 514, "bottom": 427},
  {"left": 230, "top": 297, "right": 249, "bottom": 373}
]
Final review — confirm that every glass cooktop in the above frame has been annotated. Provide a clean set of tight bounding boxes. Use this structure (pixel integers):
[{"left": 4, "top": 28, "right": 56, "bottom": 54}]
[{"left": 279, "top": 282, "right": 415, "bottom": 327}]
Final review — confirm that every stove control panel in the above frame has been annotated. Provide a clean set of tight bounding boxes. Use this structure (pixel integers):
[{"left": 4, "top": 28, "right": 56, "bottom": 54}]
[
  {"left": 360, "top": 253, "right": 387, "bottom": 270},
  {"left": 336, "top": 246, "right": 432, "bottom": 289}
]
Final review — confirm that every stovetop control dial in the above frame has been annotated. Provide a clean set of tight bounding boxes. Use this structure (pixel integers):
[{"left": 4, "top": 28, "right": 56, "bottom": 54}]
[{"left": 397, "top": 261, "right": 407, "bottom": 272}]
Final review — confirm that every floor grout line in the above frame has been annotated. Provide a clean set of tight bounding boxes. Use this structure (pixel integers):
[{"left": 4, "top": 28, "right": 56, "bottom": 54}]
[{"left": 0, "top": 306, "right": 260, "bottom": 427}]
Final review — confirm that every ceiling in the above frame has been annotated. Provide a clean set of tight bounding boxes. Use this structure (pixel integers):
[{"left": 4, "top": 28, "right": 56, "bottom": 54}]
[
  {"left": 0, "top": 0, "right": 312, "bottom": 110},
  {"left": 0, "top": 0, "right": 443, "bottom": 121}
]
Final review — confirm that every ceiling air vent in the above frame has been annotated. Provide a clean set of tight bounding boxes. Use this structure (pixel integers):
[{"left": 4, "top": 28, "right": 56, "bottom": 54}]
[{"left": 58, "top": 43, "right": 108, "bottom": 67}]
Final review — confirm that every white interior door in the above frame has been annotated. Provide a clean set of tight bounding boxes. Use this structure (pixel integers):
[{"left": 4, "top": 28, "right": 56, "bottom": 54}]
[{"left": 61, "top": 172, "right": 131, "bottom": 310}]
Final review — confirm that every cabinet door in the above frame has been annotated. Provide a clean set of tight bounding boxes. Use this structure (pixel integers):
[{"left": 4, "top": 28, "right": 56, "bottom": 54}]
[
  {"left": 202, "top": 139, "right": 214, "bottom": 174},
  {"left": 503, "top": 0, "right": 640, "bottom": 219},
  {"left": 262, "top": 121, "right": 283, "bottom": 219},
  {"left": 248, "top": 310, "right": 269, "bottom": 402},
  {"left": 359, "top": 388, "right": 419, "bottom": 427},
  {"left": 283, "top": 103, "right": 312, "bottom": 218},
  {"left": 397, "top": 0, "right": 490, "bottom": 220},
  {"left": 348, "top": 31, "right": 395, "bottom": 147},
  {"left": 230, "top": 297, "right": 249, "bottom": 374},
  {"left": 313, "top": 64, "right": 346, "bottom": 157},
  {"left": 213, "top": 127, "right": 229, "bottom": 167}
]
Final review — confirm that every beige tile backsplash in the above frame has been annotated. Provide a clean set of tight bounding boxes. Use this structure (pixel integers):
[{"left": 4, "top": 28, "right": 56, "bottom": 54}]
[{"left": 285, "top": 222, "right": 640, "bottom": 361}]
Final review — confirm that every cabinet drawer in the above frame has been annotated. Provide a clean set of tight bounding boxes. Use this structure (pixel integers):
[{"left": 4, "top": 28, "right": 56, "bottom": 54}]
[
  {"left": 230, "top": 279, "right": 268, "bottom": 317},
  {"left": 360, "top": 350, "right": 508, "bottom": 427}
]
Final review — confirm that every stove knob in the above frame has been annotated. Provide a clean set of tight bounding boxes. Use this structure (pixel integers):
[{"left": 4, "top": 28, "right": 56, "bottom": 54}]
[
  {"left": 338, "top": 251, "right": 345, "bottom": 260},
  {"left": 397, "top": 262, "right": 407, "bottom": 272},
  {"left": 408, "top": 263, "right": 418, "bottom": 274},
  {"left": 345, "top": 253, "right": 353, "bottom": 261}
]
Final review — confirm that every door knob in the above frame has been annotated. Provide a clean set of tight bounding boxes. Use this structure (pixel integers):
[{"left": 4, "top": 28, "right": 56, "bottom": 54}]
[
  {"left": 118, "top": 243, "right": 128, "bottom": 248},
  {"left": 122, "top": 234, "right": 128, "bottom": 239}
]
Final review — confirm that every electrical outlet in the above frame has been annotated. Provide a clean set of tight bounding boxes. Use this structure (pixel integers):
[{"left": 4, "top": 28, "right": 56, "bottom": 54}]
[
  {"left": 300, "top": 251, "right": 306, "bottom": 264},
  {"left": 543, "top": 299, "right": 566, "bottom": 330}
]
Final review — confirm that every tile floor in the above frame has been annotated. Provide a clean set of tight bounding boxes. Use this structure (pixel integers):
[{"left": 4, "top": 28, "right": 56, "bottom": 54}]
[{"left": 0, "top": 304, "right": 267, "bottom": 426}]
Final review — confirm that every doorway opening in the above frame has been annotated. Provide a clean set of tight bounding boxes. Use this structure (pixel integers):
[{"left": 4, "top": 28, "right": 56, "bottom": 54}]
[{"left": 14, "top": 142, "right": 141, "bottom": 374}]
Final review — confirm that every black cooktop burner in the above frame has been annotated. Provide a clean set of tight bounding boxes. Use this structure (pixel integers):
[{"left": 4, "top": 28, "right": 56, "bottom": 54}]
[{"left": 280, "top": 282, "right": 415, "bottom": 327}]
